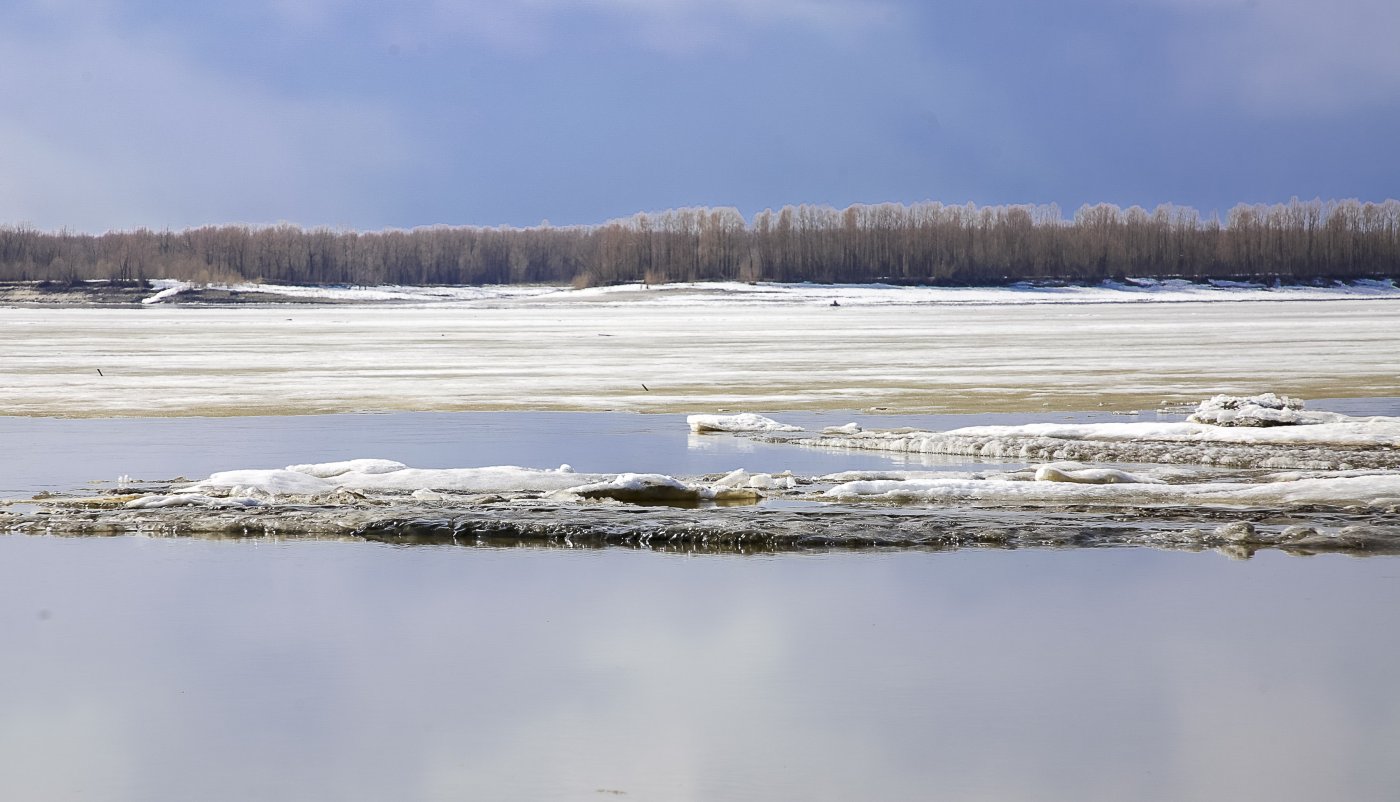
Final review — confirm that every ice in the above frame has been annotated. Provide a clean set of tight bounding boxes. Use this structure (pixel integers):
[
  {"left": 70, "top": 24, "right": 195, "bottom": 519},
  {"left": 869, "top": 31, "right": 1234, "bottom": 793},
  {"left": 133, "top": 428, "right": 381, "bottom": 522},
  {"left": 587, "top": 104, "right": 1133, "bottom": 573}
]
[
  {"left": 564, "top": 473, "right": 761, "bottom": 504},
  {"left": 1186, "top": 393, "right": 1340, "bottom": 427},
  {"left": 712, "top": 468, "right": 797, "bottom": 490},
  {"left": 1033, "top": 466, "right": 1163, "bottom": 484},
  {"left": 182, "top": 461, "right": 606, "bottom": 497},
  {"left": 287, "top": 459, "right": 409, "bottom": 477},
  {"left": 783, "top": 411, "right": 1400, "bottom": 470},
  {"left": 144, "top": 280, "right": 564, "bottom": 305},
  {"left": 822, "top": 422, "right": 863, "bottom": 435},
  {"left": 125, "top": 494, "right": 263, "bottom": 509},
  {"left": 688, "top": 413, "right": 804, "bottom": 434},
  {"left": 822, "top": 471, "right": 1400, "bottom": 509},
  {"left": 8, "top": 289, "right": 1400, "bottom": 416},
  {"left": 140, "top": 281, "right": 193, "bottom": 305}
]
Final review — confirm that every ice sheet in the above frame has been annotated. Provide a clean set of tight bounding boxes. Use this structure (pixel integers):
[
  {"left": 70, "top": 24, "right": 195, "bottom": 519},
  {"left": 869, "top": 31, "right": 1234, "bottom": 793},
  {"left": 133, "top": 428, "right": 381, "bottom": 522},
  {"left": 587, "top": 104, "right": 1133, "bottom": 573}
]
[
  {"left": 182, "top": 461, "right": 604, "bottom": 497},
  {"left": 822, "top": 471, "right": 1400, "bottom": 509},
  {"left": 783, "top": 413, "right": 1400, "bottom": 470},
  {"left": 5, "top": 288, "right": 1400, "bottom": 416}
]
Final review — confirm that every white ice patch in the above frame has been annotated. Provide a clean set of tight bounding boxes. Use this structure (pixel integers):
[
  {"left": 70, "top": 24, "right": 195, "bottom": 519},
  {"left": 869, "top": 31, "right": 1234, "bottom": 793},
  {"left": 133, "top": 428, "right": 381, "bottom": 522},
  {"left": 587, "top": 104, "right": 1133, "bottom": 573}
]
[
  {"left": 181, "top": 461, "right": 605, "bottom": 497},
  {"left": 287, "top": 459, "right": 409, "bottom": 477},
  {"left": 688, "top": 413, "right": 803, "bottom": 434},
  {"left": 790, "top": 413, "right": 1400, "bottom": 470},
  {"left": 1186, "top": 393, "right": 1340, "bottom": 427},
  {"left": 566, "top": 473, "right": 762, "bottom": 504},
  {"left": 125, "top": 494, "right": 263, "bottom": 509},
  {"left": 822, "top": 472, "right": 1400, "bottom": 509},
  {"left": 713, "top": 468, "right": 797, "bottom": 490},
  {"left": 1034, "top": 466, "right": 1163, "bottom": 484},
  {"left": 140, "top": 281, "right": 193, "bottom": 305}
]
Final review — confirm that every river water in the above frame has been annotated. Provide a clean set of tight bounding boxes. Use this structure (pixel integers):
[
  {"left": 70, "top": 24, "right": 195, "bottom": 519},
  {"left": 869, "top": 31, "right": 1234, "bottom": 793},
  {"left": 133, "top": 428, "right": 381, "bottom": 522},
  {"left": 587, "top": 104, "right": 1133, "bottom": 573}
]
[{"left": 3, "top": 408, "right": 1399, "bottom": 801}]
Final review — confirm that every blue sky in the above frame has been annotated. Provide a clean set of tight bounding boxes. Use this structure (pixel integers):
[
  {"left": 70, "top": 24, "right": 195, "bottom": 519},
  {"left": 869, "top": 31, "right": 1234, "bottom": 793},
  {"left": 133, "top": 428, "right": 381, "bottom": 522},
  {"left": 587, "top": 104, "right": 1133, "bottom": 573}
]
[{"left": 2, "top": 0, "right": 1397, "bottom": 232}]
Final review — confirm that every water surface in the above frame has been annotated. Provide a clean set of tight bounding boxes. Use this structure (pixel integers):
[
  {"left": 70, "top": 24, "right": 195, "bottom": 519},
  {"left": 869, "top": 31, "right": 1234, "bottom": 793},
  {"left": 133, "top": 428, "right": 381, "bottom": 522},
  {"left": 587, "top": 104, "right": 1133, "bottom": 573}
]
[{"left": 3, "top": 405, "right": 1398, "bottom": 801}]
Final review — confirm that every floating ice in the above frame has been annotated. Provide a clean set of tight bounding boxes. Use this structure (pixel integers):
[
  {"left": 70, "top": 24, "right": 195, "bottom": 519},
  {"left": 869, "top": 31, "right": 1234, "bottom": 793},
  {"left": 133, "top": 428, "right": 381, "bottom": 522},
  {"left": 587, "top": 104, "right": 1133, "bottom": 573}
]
[
  {"left": 287, "top": 459, "right": 409, "bottom": 477},
  {"left": 688, "top": 413, "right": 803, "bottom": 434},
  {"left": 1033, "top": 466, "right": 1163, "bottom": 484},
  {"left": 775, "top": 409, "right": 1400, "bottom": 470},
  {"left": 822, "top": 471, "right": 1400, "bottom": 509},
  {"left": 182, "top": 461, "right": 606, "bottom": 497},
  {"left": 566, "top": 473, "right": 761, "bottom": 504},
  {"left": 126, "top": 494, "right": 263, "bottom": 509},
  {"left": 712, "top": 468, "right": 797, "bottom": 490},
  {"left": 1186, "top": 393, "right": 1340, "bottom": 427}
]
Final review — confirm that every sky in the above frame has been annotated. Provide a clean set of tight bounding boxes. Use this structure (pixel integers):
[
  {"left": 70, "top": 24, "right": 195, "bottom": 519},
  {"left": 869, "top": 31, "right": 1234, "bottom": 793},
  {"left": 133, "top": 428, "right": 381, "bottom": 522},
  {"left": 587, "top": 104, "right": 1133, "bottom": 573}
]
[{"left": 1, "top": 0, "right": 1397, "bottom": 233}]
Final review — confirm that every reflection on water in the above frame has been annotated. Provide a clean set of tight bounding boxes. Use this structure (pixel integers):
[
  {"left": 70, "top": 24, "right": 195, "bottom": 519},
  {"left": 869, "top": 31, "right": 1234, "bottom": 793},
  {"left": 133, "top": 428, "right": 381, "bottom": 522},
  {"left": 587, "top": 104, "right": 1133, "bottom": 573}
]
[
  {"left": 2, "top": 536, "right": 1397, "bottom": 801},
  {"left": 4, "top": 405, "right": 1399, "bottom": 800}
]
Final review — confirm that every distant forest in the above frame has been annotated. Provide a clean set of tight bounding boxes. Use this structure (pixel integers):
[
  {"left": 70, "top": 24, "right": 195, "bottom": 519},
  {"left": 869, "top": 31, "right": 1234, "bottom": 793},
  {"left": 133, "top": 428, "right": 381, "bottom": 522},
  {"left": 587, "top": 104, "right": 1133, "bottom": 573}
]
[{"left": 2, "top": 198, "right": 1398, "bottom": 288}]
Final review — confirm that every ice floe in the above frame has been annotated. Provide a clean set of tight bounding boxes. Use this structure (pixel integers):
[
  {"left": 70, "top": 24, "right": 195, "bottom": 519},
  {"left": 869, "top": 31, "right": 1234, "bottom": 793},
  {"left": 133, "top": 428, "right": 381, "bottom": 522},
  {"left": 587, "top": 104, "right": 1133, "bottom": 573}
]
[
  {"left": 564, "top": 473, "right": 761, "bottom": 505},
  {"left": 183, "top": 462, "right": 605, "bottom": 497},
  {"left": 286, "top": 459, "right": 410, "bottom": 477},
  {"left": 1186, "top": 393, "right": 1342, "bottom": 427},
  {"left": 125, "top": 494, "right": 263, "bottom": 509},
  {"left": 1032, "top": 466, "right": 1163, "bottom": 484},
  {"left": 688, "top": 413, "right": 804, "bottom": 434},
  {"left": 762, "top": 406, "right": 1400, "bottom": 470},
  {"left": 821, "top": 471, "right": 1400, "bottom": 509}
]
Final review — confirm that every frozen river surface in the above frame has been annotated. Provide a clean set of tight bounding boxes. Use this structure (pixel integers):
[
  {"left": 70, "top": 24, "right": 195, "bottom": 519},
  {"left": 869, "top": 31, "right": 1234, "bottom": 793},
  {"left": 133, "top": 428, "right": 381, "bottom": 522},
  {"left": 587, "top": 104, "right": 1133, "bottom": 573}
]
[{"left": 3, "top": 281, "right": 1399, "bottom": 416}]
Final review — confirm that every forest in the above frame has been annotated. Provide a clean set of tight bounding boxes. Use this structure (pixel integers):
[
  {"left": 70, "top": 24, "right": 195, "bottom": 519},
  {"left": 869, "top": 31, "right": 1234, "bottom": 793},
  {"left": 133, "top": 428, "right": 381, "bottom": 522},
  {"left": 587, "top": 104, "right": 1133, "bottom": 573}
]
[{"left": 1, "top": 198, "right": 1397, "bottom": 288}]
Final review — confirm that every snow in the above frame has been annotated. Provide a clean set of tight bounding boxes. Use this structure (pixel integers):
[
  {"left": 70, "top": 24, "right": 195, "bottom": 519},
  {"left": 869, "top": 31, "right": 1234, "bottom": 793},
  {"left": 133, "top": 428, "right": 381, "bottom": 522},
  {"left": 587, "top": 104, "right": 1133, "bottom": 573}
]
[
  {"left": 1186, "top": 393, "right": 1340, "bottom": 427},
  {"left": 560, "top": 473, "right": 764, "bottom": 503},
  {"left": 1033, "top": 466, "right": 1162, "bottom": 484},
  {"left": 125, "top": 494, "right": 263, "bottom": 509},
  {"left": 7, "top": 288, "right": 1400, "bottom": 416},
  {"left": 712, "top": 468, "right": 798, "bottom": 490},
  {"left": 822, "top": 471, "right": 1400, "bottom": 509},
  {"left": 180, "top": 461, "right": 605, "bottom": 497},
  {"left": 688, "top": 414, "right": 804, "bottom": 434},
  {"left": 538, "top": 279, "right": 1400, "bottom": 308},
  {"left": 286, "top": 459, "right": 409, "bottom": 477},
  {"left": 140, "top": 281, "right": 193, "bottom": 305},
  {"left": 566, "top": 473, "right": 711, "bottom": 503},
  {"left": 787, "top": 412, "right": 1400, "bottom": 470},
  {"left": 171, "top": 460, "right": 760, "bottom": 505},
  {"left": 140, "top": 280, "right": 563, "bottom": 305}
]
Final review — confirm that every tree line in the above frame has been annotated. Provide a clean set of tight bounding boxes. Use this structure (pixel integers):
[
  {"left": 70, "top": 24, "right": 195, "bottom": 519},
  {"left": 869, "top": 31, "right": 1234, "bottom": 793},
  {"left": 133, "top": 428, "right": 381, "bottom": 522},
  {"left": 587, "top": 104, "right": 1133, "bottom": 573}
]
[{"left": 1, "top": 198, "right": 1397, "bottom": 288}]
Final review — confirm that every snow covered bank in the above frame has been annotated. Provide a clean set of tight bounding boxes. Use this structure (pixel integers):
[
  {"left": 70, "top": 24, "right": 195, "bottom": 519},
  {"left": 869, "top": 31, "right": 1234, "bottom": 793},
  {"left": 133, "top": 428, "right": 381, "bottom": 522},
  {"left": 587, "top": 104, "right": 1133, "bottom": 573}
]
[{"left": 129, "top": 277, "right": 1400, "bottom": 309}]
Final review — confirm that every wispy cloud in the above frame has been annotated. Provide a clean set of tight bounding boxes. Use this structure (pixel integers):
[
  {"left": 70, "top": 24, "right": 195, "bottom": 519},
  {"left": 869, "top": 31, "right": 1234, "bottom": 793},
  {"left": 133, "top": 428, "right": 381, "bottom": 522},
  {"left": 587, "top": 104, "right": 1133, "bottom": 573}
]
[{"left": 1147, "top": 0, "right": 1400, "bottom": 113}]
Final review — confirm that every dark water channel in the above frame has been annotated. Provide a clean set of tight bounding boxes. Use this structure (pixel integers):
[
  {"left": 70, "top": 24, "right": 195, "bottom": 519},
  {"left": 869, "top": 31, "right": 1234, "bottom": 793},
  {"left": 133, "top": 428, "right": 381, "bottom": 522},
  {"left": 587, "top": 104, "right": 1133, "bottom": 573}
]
[{"left": 3, "top": 406, "right": 1399, "bottom": 800}]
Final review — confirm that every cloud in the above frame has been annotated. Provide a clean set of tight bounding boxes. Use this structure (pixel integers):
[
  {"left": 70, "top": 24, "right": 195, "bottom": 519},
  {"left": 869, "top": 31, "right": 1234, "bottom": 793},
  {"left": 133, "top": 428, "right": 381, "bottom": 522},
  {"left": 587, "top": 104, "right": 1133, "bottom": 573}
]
[
  {"left": 269, "top": 0, "right": 894, "bottom": 54},
  {"left": 0, "top": 4, "right": 411, "bottom": 232},
  {"left": 1147, "top": 0, "right": 1400, "bottom": 113}
]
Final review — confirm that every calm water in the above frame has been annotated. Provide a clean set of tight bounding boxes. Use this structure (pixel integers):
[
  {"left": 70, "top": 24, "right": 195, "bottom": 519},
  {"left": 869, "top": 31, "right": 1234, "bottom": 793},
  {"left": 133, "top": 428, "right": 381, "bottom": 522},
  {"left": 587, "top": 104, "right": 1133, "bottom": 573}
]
[{"left": 4, "top": 407, "right": 1400, "bottom": 801}]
